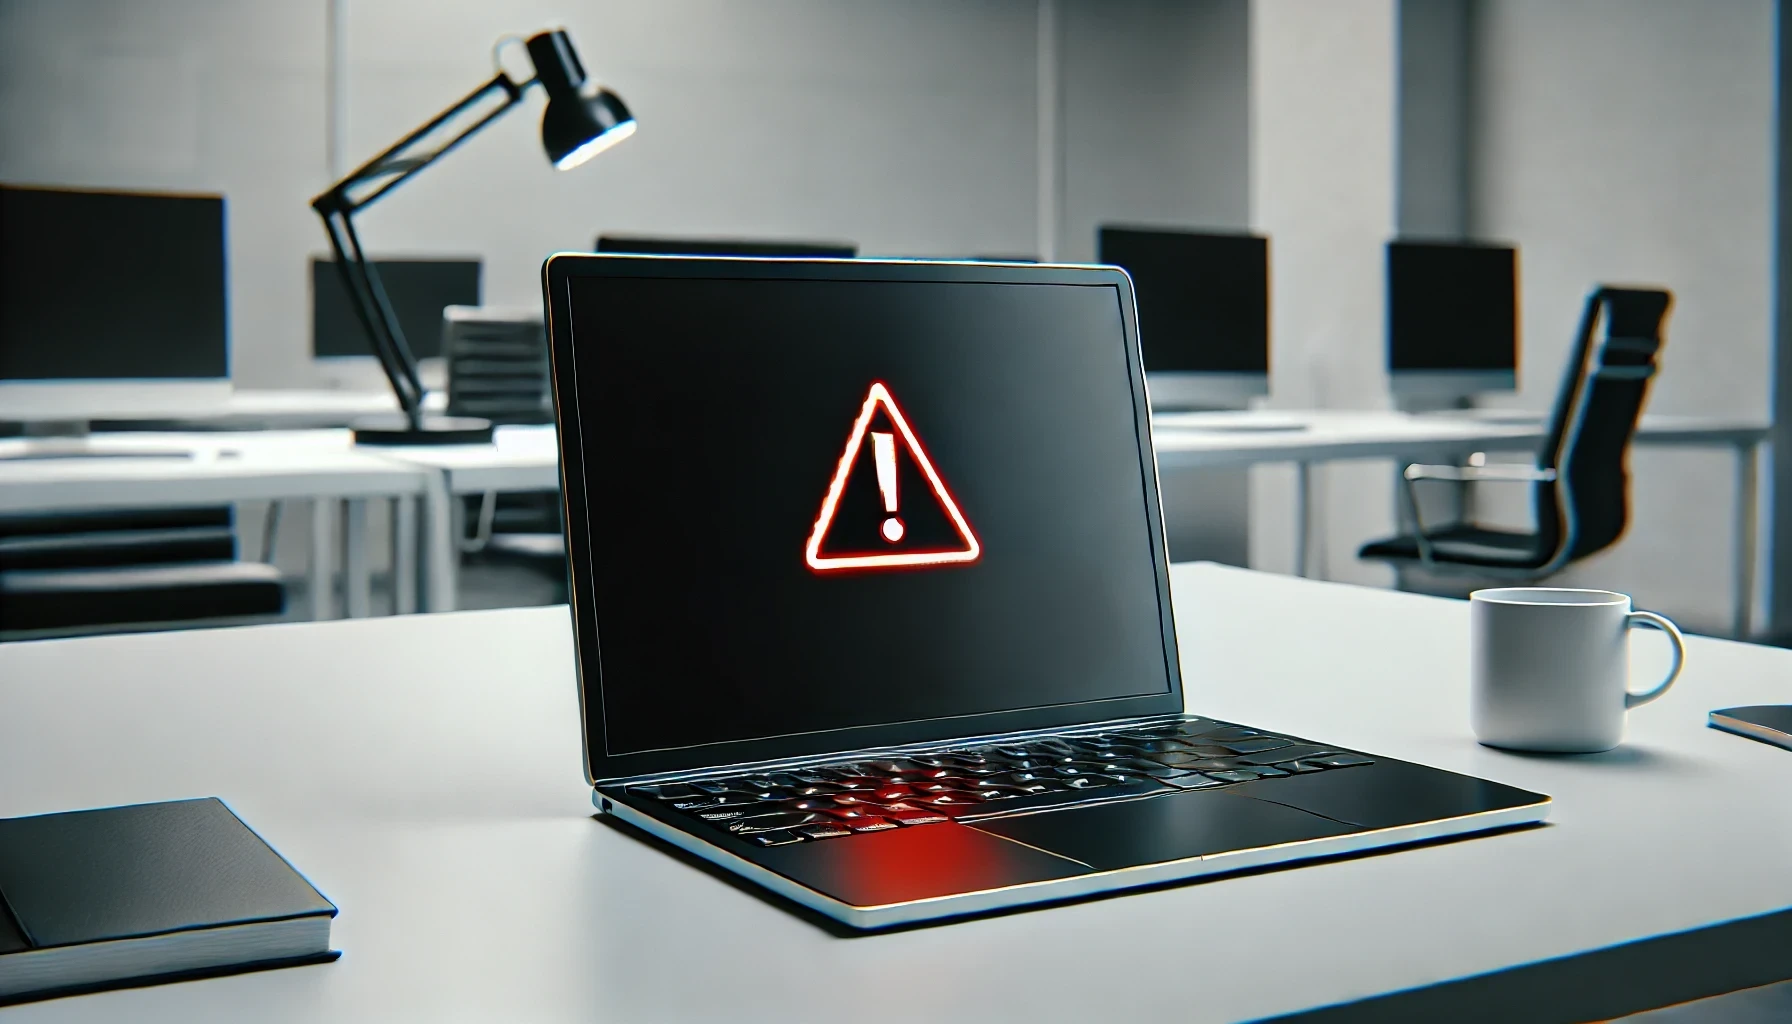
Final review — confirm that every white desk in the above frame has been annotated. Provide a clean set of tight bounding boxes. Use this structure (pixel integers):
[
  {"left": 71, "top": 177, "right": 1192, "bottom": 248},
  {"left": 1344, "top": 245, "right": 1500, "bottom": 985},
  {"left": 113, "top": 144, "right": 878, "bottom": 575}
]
[
  {"left": 0, "top": 563, "right": 1787, "bottom": 1022},
  {"left": 377, "top": 413, "right": 1767, "bottom": 632},
  {"left": 0, "top": 432, "right": 429, "bottom": 622},
  {"left": 368, "top": 426, "right": 560, "bottom": 613},
  {"left": 1153, "top": 410, "right": 1768, "bottom": 637}
]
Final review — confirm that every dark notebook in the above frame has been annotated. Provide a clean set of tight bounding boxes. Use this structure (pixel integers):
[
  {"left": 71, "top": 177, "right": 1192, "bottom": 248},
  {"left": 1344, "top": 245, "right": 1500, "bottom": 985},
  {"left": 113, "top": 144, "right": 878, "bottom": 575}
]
[{"left": 0, "top": 797, "right": 337, "bottom": 1005}]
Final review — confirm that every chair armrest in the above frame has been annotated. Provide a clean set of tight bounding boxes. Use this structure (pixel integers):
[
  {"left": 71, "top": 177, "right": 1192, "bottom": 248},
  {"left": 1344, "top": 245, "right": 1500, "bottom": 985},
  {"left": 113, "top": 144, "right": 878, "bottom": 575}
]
[
  {"left": 1403, "top": 463, "right": 1557, "bottom": 483},
  {"left": 1397, "top": 461, "right": 1555, "bottom": 567}
]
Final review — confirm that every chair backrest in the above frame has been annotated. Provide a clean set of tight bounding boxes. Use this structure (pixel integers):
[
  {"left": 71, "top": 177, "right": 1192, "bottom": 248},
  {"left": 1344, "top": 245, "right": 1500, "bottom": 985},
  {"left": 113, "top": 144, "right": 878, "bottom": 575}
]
[
  {"left": 1533, "top": 286, "right": 1672, "bottom": 569},
  {"left": 443, "top": 306, "right": 552, "bottom": 426}
]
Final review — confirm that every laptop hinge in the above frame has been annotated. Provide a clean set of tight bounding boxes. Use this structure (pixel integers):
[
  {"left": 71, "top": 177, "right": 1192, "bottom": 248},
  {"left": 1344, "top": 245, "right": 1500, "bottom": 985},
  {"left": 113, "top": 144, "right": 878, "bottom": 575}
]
[{"left": 592, "top": 711, "right": 1198, "bottom": 789}]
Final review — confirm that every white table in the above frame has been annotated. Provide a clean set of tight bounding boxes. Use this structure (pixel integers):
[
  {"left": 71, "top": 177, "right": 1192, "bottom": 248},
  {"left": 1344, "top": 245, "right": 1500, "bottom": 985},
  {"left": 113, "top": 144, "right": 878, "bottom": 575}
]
[
  {"left": 368, "top": 426, "right": 560, "bottom": 613},
  {"left": 0, "top": 563, "right": 1787, "bottom": 1022},
  {"left": 0, "top": 432, "right": 430, "bottom": 622},
  {"left": 376, "top": 413, "right": 1767, "bottom": 631},
  {"left": 1152, "top": 409, "right": 1769, "bottom": 637}
]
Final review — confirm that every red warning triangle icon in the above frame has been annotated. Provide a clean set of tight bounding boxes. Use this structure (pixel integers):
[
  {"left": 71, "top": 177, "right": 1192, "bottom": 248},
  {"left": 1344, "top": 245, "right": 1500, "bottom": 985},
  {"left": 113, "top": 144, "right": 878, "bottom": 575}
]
[{"left": 805, "top": 382, "right": 981, "bottom": 573}]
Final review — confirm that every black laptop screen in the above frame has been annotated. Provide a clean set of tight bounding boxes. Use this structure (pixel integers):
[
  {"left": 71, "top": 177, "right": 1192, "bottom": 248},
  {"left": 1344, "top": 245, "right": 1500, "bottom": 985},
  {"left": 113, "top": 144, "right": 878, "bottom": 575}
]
[{"left": 563, "top": 272, "right": 1172, "bottom": 757}]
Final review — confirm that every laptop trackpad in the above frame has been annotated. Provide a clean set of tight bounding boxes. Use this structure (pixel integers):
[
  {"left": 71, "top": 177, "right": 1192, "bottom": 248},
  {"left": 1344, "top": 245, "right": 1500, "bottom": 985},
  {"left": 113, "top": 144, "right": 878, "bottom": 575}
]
[{"left": 969, "top": 790, "right": 1360, "bottom": 871}]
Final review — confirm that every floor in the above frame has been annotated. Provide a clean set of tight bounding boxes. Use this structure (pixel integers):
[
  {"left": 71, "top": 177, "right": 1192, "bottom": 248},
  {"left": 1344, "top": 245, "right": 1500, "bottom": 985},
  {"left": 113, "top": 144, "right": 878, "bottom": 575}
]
[
  {"left": 455, "top": 555, "right": 567, "bottom": 611},
  {"left": 1619, "top": 979, "right": 1792, "bottom": 1021}
]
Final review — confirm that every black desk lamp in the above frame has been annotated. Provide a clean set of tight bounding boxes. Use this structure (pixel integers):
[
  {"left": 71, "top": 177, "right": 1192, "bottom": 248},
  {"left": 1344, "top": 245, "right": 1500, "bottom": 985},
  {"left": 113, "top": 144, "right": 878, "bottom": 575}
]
[{"left": 311, "top": 29, "right": 634, "bottom": 445}]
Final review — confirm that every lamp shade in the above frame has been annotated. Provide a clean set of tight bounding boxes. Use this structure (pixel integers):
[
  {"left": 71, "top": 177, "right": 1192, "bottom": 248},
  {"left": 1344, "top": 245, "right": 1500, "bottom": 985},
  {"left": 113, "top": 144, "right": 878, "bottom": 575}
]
[{"left": 526, "top": 29, "right": 637, "bottom": 170}]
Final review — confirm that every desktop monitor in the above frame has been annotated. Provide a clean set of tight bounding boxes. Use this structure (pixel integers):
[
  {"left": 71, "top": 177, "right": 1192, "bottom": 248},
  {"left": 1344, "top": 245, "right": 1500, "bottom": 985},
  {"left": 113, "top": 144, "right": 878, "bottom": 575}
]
[
  {"left": 311, "top": 258, "right": 481, "bottom": 361},
  {"left": 1096, "top": 226, "right": 1269, "bottom": 408},
  {"left": 0, "top": 185, "right": 229, "bottom": 421},
  {"left": 596, "top": 235, "right": 856, "bottom": 259},
  {"left": 1386, "top": 240, "right": 1518, "bottom": 397}
]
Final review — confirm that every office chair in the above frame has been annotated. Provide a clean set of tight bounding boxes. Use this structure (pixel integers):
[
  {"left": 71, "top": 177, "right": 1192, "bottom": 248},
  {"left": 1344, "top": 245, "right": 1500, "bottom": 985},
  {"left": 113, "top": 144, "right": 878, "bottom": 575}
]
[
  {"left": 0, "top": 506, "right": 286, "bottom": 638},
  {"left": 1357, "top": 286, "right": 1672, "bottom": 584},
  {"left": 442, "top": 307, "right": 567, "bottom": 599}
]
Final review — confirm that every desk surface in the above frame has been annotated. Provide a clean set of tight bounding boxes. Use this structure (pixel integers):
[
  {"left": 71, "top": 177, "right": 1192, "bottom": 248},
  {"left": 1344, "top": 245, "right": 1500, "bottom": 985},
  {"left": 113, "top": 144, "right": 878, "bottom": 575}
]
[
  {"left": 348, "top": 409, "right": 1771, "bottom": 492},
  {"left": 1, "top": 563, "right": 1787, "bottom": 1022},
  {"left": 0, "top": 431, "right": 425, "bottom": 513},
  {"left": 1151, "top": 409, "right": 1767, "bottom": 467}
]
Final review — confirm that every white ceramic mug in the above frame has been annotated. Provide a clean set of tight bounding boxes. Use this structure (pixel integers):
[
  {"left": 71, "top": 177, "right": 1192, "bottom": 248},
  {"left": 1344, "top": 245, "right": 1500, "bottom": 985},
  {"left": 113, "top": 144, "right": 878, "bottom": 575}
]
[{"left": 1470, "top": 588, "right": 1686, "bottom": 753}]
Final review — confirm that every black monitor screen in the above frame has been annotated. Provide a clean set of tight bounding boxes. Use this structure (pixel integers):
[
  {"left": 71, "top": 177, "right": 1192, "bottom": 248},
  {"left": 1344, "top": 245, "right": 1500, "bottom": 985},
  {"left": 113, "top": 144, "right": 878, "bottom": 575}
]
[
  {"left": 1386, "top": 241, "right": 1517, "bottom": 372},
  {"left": 561, "top": 269, "right": 1173, "bottom": 757},
  {"left": 0, "top": 185, "right": 227, "bottom": 380},
  {"left": 597, "top": 235, "right": 856, "bottom": 259},
  {"left": 311, "top": 258, "right": 481, "bottom": 359},
  {"left": 1096, "top": 227, "right": 1268, "bottom": 374}
]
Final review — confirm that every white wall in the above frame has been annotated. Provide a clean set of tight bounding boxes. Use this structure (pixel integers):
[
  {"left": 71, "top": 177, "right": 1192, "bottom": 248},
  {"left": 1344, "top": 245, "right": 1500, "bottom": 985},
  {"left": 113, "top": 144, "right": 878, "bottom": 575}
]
[
  {"left": 1058, "top": 0, "right": 1255, "bottom": 564},
  {"left": 1468, "top": 0, "right": 1774, "bottom": 633},
  {"left": 1248, "top": 0, "right": 1399, "bottom": 584},
  {"left": 1057, "top": 0, "right": 1250, "bottom": 260},
  {"left": 1, "top": 0, "right": 1050, "bottom": 389},
  {"left": 0, "top": 0, "right": 329, "bottom": 390}
]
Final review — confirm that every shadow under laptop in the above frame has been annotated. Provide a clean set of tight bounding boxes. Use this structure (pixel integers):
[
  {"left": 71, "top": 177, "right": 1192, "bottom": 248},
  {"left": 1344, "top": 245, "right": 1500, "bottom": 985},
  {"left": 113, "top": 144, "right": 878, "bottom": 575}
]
[{"left": 593, "top": 813, "right": 1548, "bottom": 938}]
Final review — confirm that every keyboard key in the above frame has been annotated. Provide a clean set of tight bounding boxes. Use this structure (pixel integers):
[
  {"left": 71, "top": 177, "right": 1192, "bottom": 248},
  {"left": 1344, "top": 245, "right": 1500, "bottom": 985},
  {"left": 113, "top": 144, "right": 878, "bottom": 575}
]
[
  {"left": 798, "top": 822, "right": 854, "bottom": 840},
  {"left": 1160, "top": 773, "right": 1229, "bottom": 790},
  {"left": 1152, "top": 756, "right": 1239, "bottom": 771},
  {"left": 1147, "top": 748, "right": 1232, "bottom": 765},
  {"left": 861, "top": 759, "right": 944, "bottom": 776},
  {"left": 1203, "top": 770, "right": 1261, "bottom": 784},
  {"left": 1245, "top": 764, "right": 1289, "bottom": 777},
  {"left": 678, "top": 793, "right": 762, "bottom": 809},
  {"left": 1237, "top": 743, "right": 1342, "bottom": 765},
  {"left": 694, "top": 807, "right": 755, "bottom": 821},
  {"left": 845, "top": 815, "right": 898, "bottom": 832},
  {"left": 1281, "top": 760, "right": 1327, "bottom": 774},
  {"left": 628, "top": 783, "right": 701, "bottom": 801},
  {"left": 786, "top": 797, "right": 845, "bottom": 811},
  {"left": 950, "top": 778, "right": 1170, "bottom": 819},
  {"left": 1220, "top": 737, "right": 1295, "bottom": 754},
  {"left": 882, "top": 809, "right": 950, "bottom": 825},
  {"left": 1311, "top": 753, "right": 1374, "bottom": 768},
  {"left": 748, "top": 830, "right": 806, "bottom": 847},
  {"left": 729, "top": 812, "right": 826, "bottom": 834},
  {"left": 914, "top": 791, "right": 985, "bottom": 808}
]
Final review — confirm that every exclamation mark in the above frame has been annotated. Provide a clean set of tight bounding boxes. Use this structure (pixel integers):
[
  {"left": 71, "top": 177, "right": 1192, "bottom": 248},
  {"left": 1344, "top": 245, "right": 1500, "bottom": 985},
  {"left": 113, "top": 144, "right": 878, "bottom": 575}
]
[{"left": 872, "top": 431, "right": 903, "bottom": 542}]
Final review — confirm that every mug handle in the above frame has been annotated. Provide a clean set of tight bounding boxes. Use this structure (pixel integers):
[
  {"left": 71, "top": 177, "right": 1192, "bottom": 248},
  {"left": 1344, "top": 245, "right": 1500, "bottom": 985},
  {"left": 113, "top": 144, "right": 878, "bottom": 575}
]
[{"left": 1624, "top": 610, "right": 1686, "bottom": 709}]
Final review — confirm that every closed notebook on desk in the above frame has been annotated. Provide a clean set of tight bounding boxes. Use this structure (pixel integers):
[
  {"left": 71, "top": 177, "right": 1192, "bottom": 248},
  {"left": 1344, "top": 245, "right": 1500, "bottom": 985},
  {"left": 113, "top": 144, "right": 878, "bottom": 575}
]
[{"left": 0, "top": 797, "right": 337, "bottom": 1006}]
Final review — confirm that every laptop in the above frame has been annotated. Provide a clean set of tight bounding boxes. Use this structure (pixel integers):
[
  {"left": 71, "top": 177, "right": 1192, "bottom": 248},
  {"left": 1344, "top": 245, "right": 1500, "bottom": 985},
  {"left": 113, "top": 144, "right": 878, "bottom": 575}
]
[{"left": 542, "top": 254, "right": 1550, "bottom": 930}]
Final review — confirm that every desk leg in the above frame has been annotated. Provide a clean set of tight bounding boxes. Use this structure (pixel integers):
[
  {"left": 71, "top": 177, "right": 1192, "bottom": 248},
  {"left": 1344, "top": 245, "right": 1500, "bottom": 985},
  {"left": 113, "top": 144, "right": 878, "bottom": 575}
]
[
  {"left": 310, "top": 498, "right": 335, "bottom": 621},
  {"left": 344, "top": 498, "right": 370, "bottom": 618},
  {"left": 1733, "top": 440, "right": 1760, "bottom": 640},
  {"left": 393, "top": 495, "right": 417, "bottom": 615},
  {"left": 1293, "top": 461, "right": 1312, "bottom": 578},
  {"left": 420, "top": 472, "right": 458, "bottom": 613}
]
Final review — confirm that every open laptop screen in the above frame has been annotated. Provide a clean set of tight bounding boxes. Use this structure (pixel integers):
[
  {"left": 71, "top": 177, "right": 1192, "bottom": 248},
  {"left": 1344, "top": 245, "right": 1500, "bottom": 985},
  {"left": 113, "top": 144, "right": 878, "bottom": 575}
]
[{"left": 555, "top": 262, "right": 1174, "bottom": 761}]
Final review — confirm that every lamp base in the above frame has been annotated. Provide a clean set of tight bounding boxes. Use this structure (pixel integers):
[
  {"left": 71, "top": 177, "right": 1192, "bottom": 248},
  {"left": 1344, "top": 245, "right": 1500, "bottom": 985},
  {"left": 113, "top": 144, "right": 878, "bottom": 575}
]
[{"left": 351, "top": 414, "right": 494, "bottom": 446}]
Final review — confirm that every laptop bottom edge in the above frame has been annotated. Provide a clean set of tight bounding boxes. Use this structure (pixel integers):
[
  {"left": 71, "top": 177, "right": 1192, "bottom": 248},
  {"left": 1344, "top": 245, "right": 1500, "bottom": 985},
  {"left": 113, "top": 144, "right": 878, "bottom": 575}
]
[{"left": 597, "top": 790, "right": 1548, "bottom": 930}]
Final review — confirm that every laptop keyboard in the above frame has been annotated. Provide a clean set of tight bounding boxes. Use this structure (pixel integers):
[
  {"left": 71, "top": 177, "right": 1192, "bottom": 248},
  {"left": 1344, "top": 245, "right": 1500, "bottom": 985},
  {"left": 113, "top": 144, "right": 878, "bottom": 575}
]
[{"left": 623, "top": 716, "right": 1374, "bottom": 848}]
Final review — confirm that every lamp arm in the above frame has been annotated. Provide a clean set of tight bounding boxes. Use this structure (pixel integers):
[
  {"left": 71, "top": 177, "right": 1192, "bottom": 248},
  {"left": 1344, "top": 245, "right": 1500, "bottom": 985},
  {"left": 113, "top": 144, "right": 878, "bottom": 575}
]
[
  {"left": 313, "top": 72, "right": 531, "bottom": 216},
  {"left": 307, "top": 69, "right": 535, "bottom": 430},
  {"left": 320, "top": 208, "right": 425, "bottom": 424}
]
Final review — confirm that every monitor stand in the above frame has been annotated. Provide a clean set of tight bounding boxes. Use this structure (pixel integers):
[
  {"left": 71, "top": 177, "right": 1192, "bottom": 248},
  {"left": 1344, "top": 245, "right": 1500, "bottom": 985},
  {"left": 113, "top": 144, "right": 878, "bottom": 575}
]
[
  {"left": 0, "top": 421, "right": 195, "bottom": 462},
  {"left": 1396, "top": 395, "right": 1541, "bottom": 425}
]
